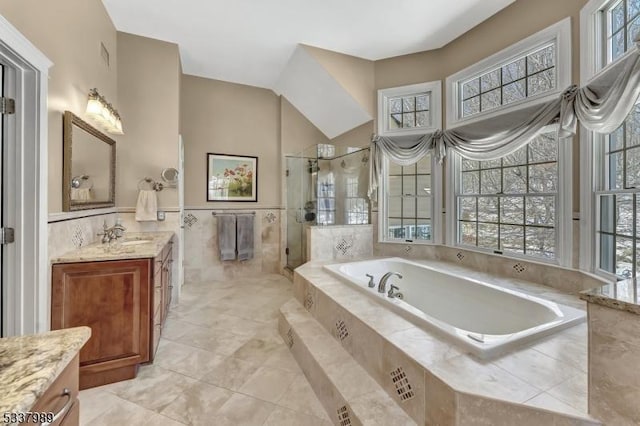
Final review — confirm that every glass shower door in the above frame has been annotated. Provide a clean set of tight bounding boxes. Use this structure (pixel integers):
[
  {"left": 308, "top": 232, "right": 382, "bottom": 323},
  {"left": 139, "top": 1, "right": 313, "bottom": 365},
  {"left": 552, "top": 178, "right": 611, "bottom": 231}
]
[{"left": 286, "top": 156, "right": 304, "bottom": 269}]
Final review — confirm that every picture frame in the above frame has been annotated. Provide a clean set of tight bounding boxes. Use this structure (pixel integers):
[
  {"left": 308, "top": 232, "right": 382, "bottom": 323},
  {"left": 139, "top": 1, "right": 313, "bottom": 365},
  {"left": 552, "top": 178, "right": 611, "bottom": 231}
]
[{"left": 206, "top": 153, "right": 258, "bottom": 202}]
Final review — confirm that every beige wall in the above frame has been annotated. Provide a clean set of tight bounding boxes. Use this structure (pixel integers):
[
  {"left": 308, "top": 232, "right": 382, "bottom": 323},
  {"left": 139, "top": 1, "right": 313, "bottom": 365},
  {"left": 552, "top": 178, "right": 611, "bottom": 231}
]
[
  {"left": 280, "top": 96, "right": 329, "bottom": 155},
  {"left": 181, "top": 75, "right": 281, "bottom": 208},
  {"left": 305, "top": 45, "right": 376, "bottom": 117},
  {"left": 0, "top": 0, "right": 117, "bottom": 213},
  {"left": 116, "top": 32, "right": 181, "bottom": 208},
  {"left": 331, "top": 121, "right": 374, "bottom": 149}
]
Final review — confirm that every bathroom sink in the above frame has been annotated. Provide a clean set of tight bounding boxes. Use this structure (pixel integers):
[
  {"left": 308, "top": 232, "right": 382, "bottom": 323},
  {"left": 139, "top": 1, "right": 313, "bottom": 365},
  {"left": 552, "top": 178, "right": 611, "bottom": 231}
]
[{"left": 120, "top": 239, "right": 152, "bottom": 246}]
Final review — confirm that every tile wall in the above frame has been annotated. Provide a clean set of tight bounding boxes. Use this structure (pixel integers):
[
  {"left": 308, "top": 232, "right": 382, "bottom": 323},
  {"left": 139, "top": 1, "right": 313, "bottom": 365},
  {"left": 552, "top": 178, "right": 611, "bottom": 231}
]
[{"left": 183, "top": 209, "right": 281, "bottom": 283}]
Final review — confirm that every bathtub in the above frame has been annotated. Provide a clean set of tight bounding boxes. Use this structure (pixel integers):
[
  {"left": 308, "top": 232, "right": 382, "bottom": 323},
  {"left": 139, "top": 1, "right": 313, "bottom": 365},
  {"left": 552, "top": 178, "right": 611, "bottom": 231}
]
[{"left": 324, "top": 257, "right": 585, "bottom": 359}]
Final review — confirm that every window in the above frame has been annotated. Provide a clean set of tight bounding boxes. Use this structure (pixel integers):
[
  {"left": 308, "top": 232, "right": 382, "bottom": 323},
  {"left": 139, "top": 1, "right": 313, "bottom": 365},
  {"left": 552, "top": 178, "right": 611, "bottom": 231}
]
[
  {"left": 446, "top": 18, "right": 571, "bottom": 128},
  {"left": 345, "top": 177, "right": 369, "bottom": 225},
  {"left": 455, "top": 131, "right": 559, "bottom": 259},
  {"left": 461, "top": 45, "right": 556, "bottom": 118},
  {"left": 605, "top": 0, "right": 640, "bottom": 64},
  {"left": 317, "top": 172, "right": 335, "bottom": 225},
  {"left": 595, "top": 104, "right": 640, "bottom": 277},
  {"left": 582, "top": 0, "right": 640, "bottom": 274},
  {"left": 382, "top": 155, "right": 433, "bottom": 242},
  {"left": 377, "top": 81, "right": 442, "bottom": 137}
]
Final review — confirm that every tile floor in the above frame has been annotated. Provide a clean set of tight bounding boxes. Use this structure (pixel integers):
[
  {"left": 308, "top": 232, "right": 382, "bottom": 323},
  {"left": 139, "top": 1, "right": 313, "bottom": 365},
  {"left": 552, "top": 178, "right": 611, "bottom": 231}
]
[{"left": 79, "top": 274, "right": 333, "bottom": 426}]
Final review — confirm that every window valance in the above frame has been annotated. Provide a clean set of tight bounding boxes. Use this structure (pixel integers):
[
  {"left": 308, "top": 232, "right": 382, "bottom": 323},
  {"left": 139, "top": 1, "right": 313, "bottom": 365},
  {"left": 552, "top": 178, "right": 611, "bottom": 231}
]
[{"left": 369, "top": 40, "right": 640, "bottom": 201}]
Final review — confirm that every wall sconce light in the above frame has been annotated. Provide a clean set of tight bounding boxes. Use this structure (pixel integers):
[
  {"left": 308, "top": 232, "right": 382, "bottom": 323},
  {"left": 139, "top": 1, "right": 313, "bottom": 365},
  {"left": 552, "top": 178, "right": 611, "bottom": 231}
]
[{"left": 86, "top": 88, "right": 124, "bottom": 135}]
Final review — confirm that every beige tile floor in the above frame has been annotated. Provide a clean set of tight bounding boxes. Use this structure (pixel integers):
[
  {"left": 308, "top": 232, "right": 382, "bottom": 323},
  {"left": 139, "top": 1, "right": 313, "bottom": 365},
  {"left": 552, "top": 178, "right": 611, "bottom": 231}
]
[{"left": 79, "top": 274, "right": 332, "bottom": 426}]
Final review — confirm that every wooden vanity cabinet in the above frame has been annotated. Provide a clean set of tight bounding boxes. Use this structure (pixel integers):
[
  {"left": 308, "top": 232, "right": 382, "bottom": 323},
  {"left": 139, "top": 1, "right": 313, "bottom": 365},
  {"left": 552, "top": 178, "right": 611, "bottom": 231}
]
[
  {"left": 51, "top": 239, "right": 173, "bottom": 389},
  {"left": 22, "top": 355, "right": 80, "bottom": 426},
  {"left": 150, "top": 240, "right": 173, "bottom": 359}
]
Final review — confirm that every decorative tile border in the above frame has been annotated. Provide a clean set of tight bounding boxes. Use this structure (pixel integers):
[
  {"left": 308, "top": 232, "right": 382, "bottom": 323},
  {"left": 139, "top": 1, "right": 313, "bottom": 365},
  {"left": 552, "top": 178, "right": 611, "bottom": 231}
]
[
  {"left": 183, "top": 213, "right": 198, "bottom": 229},
  {"left": 336, "top": 238, "right": 353, "bottom": 256},
  {"left": 513, "top": 262, "right": 526, "bottom": 273},
  {"left": 456, "top": 251, "right": 465, "bottom": 261},
  {"left": 304, "top": 292, "right": 314, "bottom": 311},
  {"left": 265, "top": 212, "right": 277, "bottom": 223},
  {"left": 71, "top": 225, "right": 85, "bottom": 248},
  {"left": 335, "top": 319, "right": 349, "bottom": 341},
  {"left": 390, "top": 367, "right": 415, "bottom": 402},
  {"left": 286, "top": 328, "right": 294, "bottom": 348},
  {"left": 336, "top": 405, "right": 352, "bottom": 426}
]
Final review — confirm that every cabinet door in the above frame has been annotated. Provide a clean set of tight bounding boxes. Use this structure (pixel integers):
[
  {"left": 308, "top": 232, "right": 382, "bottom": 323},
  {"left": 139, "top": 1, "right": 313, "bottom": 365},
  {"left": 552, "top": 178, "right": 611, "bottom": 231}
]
[{"left": 51, "top": 260, "right": 151, "bottom": 369}]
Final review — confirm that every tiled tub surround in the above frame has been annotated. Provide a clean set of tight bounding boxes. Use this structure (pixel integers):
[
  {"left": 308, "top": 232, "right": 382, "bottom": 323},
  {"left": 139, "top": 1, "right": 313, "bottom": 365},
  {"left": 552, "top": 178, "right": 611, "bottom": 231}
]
[
  {"left": 292, "top": 260, "right": 602, "bottom": 425},
  {"left": 306, "top": 224, "right": 373, "bottom": 261},
  {"left": 183, "top": 209, "right": 281, "bottom": 283},
  {"left": 325, "top": 258, "right": 585, "bottom": 359},
  {"left": 0, "top": 326, "right": 91, "bottom": 414},
  {"left": 581, "top": 280, "right": 640, "bottom": 425}
]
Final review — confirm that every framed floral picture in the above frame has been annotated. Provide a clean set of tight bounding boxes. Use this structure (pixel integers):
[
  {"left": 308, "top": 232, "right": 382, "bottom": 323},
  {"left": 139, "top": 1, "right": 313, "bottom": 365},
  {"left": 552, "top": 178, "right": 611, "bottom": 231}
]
[{"left": 206, "top": 153, "right": 258, "bottom": 201}]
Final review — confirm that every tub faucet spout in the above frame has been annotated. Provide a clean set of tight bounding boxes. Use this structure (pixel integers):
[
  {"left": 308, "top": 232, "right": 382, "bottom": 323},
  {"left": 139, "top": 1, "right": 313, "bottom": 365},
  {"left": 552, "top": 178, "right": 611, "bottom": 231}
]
[{"left": 378, "top": 272, "right": 402, "bottom": 293}]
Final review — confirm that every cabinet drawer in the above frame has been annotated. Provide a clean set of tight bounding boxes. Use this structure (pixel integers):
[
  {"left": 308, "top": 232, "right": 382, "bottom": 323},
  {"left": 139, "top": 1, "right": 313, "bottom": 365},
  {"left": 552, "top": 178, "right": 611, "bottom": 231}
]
[{"left": 24, "top": 355, "right": 79, "bottom": 426}]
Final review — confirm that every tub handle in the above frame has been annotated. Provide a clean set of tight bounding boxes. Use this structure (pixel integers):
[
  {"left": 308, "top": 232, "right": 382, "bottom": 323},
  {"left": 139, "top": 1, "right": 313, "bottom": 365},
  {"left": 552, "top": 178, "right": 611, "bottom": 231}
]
[
  {"left": 365, "top": 274, "right": 375, "bottom": 288},
  {"left": 388, "top": 284, "right": 401, "bottom": 298}
]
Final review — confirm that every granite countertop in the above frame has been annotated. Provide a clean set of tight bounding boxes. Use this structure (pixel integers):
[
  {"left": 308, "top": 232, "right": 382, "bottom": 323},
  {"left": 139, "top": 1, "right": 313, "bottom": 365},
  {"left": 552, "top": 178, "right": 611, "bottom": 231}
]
[
  {"left": 51, "top": 231, "right": 174, "bottom": 264},
  {"left": 0, "top": 327, "right": 91, "bottom": 414},
  {"left": 580, "top": 279, "right": 640, "bottom": 315}
]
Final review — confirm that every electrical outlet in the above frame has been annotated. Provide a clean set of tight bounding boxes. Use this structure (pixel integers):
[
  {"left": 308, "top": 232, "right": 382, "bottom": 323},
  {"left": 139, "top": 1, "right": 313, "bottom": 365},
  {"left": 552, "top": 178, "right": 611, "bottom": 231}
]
[{"left": 157, "top": 211, "right": 166, "bottom": 221}]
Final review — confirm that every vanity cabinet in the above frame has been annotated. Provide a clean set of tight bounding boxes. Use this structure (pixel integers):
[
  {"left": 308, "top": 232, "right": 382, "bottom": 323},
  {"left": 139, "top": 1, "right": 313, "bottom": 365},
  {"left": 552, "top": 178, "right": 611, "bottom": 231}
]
[
  {"left": 51, "top": 238, "right": 173, "bottom": 389},
  {"left": 22, "top": 354, "right": 80, "bottom": 426}
]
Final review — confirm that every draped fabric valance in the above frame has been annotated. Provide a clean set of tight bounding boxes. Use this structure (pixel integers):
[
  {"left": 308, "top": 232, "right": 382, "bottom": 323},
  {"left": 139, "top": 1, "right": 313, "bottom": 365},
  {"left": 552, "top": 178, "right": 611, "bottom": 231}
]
[{"left": 368, "top": 42, "right": 640, "bottom": 201}]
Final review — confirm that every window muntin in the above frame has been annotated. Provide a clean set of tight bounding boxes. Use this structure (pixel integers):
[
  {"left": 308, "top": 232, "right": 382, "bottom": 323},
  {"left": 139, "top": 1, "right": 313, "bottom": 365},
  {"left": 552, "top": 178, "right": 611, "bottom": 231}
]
[
  {"left": 345, "top": 177, "right": 369, "bottom": 225},
  {"left": 605, "top": 0, "right": 640, "bottom": 64},
  {"left": 596, "top": 104, "right": 640, "bottom": 278},
  {"left": 461, "top": 45, "right": 556, "bottom": 118},
  {"left": 385, "top": 155, "right": 432, "bottom": 242},
  {"left": 388, "top": 93, "right": 431, "bottom": 130},
  {"left": 456, "top": 132, "right": 559, "bottom": 259},
  {"left": 377, "top": 81, "right": 442, "bottom": 138}
]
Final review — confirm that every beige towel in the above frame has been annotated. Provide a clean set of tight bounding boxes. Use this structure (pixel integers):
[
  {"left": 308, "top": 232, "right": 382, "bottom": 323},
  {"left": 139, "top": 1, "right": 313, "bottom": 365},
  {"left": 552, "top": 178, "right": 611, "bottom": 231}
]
[
  {"left": 70, "top": 187, "right": 92, "bottom": 201},
  {"left": 135, "top": 189, "right": 157, "bottom": 221}
]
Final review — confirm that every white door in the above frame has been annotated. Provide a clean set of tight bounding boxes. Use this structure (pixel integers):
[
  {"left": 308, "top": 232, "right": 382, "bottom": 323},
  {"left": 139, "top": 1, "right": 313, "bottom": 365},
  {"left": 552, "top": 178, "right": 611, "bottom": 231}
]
[{"left": 0, "top": 64, "right": 4, "bottom": 337}]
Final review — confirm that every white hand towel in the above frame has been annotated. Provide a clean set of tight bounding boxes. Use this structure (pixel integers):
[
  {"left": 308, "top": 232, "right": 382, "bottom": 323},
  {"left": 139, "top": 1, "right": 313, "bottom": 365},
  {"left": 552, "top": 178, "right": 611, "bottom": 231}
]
[
  {"left": 70, "top": 187, "right": 93, "bottom": 201},
  {"left": 135, "top": 189, "right": 158, "bottom": 221}
]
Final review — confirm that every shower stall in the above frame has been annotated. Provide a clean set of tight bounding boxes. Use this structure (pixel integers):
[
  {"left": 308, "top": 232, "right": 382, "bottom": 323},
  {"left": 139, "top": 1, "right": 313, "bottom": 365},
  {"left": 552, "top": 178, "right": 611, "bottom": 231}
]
[{"left": 285, "top": 144, "right": 370, "bottom": 269}]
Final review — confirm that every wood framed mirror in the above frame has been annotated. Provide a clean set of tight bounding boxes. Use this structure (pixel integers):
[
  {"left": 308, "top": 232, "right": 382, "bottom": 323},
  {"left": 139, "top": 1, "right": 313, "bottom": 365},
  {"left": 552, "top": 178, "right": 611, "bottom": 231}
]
[{"left": 62, "top": 111, "right": 116, "bottom": 211}]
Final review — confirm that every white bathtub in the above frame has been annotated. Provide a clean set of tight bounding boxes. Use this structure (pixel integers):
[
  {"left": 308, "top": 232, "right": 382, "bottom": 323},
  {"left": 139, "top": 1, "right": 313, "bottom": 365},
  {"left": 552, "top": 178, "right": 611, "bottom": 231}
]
[{"left": 324, "top": 257, "right": 585, "bottom": 359}]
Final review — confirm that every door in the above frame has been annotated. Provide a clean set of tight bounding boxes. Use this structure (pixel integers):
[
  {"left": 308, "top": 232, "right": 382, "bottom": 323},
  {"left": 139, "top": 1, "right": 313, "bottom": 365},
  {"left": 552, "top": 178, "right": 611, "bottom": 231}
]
[
  {"left": 286, "top": 155, "right": 304, "bottom": 269},
  {"left": 0, "top": 64, "right": 4, "bottom": 337}
]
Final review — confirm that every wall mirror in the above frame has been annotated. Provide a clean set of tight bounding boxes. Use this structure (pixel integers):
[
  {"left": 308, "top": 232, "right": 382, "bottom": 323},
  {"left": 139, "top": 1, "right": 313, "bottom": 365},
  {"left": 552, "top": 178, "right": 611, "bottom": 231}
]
[{"left": 63, "top": 111, "right": 116, "bottom": 211}]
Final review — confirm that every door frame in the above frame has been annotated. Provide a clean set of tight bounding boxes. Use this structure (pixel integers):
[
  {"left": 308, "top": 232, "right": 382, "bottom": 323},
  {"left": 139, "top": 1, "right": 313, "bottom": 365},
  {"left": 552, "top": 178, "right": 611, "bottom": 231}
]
[{"left": 0, "top": 14, "right": 52, "bottom": 336}]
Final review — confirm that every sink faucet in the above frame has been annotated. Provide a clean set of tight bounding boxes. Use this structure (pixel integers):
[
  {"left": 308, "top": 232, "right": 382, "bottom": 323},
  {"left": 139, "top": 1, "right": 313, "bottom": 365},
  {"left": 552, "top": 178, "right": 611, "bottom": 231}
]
[
  {"left": 378, "top": 272, "right": 402, "bottom": 293},
  {"left": 98, "top": 221, "right": 126, "bottom": 244}
]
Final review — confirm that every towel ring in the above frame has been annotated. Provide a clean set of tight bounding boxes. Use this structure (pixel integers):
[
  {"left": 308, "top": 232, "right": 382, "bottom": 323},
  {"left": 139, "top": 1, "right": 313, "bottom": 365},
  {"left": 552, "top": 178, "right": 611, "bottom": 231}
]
[{"left": 138, "top": 177, "right": 163, "bottom": 192}]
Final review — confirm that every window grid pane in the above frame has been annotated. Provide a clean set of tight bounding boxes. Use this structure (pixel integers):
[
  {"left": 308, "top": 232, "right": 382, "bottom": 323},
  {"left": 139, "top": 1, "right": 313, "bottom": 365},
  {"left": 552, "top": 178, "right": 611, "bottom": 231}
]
[
  {"left": 460, "top": 44, "right": 557, "bottom": 118},
  {"left": 598, "top": 105, "right": 640, "bottom": 278},
  {"left": 606, "top": 0, "right": 640, "bottom": 64},
  {"left": 456, "top": 132, "right": 558, "bottom": 259},
  {"left": 386, "top": 156, "right": 432, "bottom": 242},
  {"left": 388, "top": 93, "right": 431, "bottom": 130}
]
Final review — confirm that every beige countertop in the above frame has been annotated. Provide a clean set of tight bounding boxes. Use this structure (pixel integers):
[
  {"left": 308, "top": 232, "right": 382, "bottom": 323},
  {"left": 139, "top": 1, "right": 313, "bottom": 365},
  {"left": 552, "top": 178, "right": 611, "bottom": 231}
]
[
  {"left": 0, "top": 327, "right": 91, "bottom": 414},
  {"left": 51, "top": 231, "right": 174, "bottom": 264},
  {"left": 580, "top": 279, "right": 640, "bottom": 315}
]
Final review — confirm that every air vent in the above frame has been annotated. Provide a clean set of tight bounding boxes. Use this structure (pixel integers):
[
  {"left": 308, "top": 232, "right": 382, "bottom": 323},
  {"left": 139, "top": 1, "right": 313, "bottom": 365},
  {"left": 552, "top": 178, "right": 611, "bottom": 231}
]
[{"left": 390, "top": 367, "right": 415, "bottom": 402}]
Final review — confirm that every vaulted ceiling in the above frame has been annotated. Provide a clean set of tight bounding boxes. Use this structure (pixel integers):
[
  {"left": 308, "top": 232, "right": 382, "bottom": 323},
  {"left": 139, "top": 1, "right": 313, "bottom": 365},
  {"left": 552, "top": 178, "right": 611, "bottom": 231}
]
[{"left": 101, "top": 0, "right": 516, "bottom": 89}]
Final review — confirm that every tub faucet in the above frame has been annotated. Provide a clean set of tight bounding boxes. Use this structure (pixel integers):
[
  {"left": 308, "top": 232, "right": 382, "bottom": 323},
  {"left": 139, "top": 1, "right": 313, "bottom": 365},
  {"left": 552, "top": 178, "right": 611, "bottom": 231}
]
[
  {"left": 365, "top": 274, "right": 375, "bottom": 288},
  {"left": 378, "top": 272, "right": 402, "bottom": 294}
]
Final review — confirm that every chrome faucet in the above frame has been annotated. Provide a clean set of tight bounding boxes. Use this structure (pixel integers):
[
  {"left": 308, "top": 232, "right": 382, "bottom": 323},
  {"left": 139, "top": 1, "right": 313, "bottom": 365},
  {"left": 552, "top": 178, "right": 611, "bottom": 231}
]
[
  {"left": 378, "top": 272, "right": 402, "bottom": 293},
  {"left": 98, "top": 221, "right": 126, "bottom": 244}
]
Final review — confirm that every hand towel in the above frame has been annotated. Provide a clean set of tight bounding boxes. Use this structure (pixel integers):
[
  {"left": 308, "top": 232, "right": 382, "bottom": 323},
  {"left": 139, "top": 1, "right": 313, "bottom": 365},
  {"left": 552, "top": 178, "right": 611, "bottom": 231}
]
[
  {"left": 236, "top": 214, "right": 254, "bottom": 261},
  {"left": 135, "top": 189, "right": 158, "bottom": 221},
  {"left": 70, "top": 187, "right": 93, "bottom": 201},
  {"left": 217, "top": 214, "right": 237, "bottom": 261}
]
